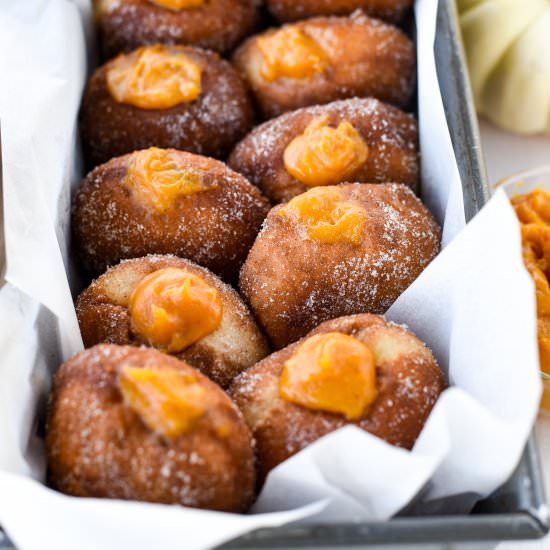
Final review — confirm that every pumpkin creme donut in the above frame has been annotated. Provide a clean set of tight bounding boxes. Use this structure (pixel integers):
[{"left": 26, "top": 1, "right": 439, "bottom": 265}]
[
  {"left": 240, "top": 183, "right": 441, "bottom": 349},
  {"left": 93, "top": 0, "right": 259, "bottom": 59},
  {"left": 80, "top": 44, "right": 254, "bottom": 167},
  {"left": 76, "top": 255, "right": 270, "bottom": 387},
  {"left": 229, "top": 313, "right": 445, "bottom": 481},
  {"left": 232, "top": 12, "right": 415, "bottom": 119},
  {"left": 47, "top": 344, "right": 256, "bottom": 511},
  {"left": 228, "top": 97, "right": 419, "bottom": 204},
  {"left": 266, "top": 0, "right": 413, "bottom": 23},
  {"left": 71, "top": 147, "right": 270, "bottom": 281}
]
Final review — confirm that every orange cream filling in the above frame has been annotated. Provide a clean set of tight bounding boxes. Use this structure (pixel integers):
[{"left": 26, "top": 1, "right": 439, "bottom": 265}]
[
  {"left": 106, "top": 45, "right": 202, "bottom": 109},
  {"left": 512, "top": 189, "right": 550, "bottom": 375},
  {"left": 128, "top": 268, "right": 223, "bottom": 353},
  {"left": 149, "top": 0, "right": 204, "bottom": 9},
  {"left": 119, "top": 366, "right": 207, "bottom": 438},
  {"left": 279, "top": 186, "right": 367, "bottom": 245},
  {"left": 126, "top": 148, "right": 209, "bottom": 212},
  {"left": 280, "top": 332, "right": 377, "bottom": 419},
  {"left": 284, "top": 116, "right": 369, "bottom": 187},
  {"left": 257, "top": 27, "right": 327, "bottom": 82}
]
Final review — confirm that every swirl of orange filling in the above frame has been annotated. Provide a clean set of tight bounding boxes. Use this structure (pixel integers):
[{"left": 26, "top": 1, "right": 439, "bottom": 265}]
[
  {"left": 148, "top": 0, "right": 204, "bottom": 9},
  {"left": 512, "top": 189, "right": 550, "bottom": 375},
  {"left": 284, "top": 116, "right": 369, "bottom": 187},
  {"left": 280, "top": 332, "right": 377, "bottom": 420},
  {"left": 126, "top": 148, "right": 210, "bottom": 212},
  {"left": 119, "top": 366, "right": 207, "bottom": 438},
  {"left": 256, "top": 27, "right": 327, "bottom": 82},
  {"left": 279, "top": 186, "right": 367, "bottom": 245},
  {"left": 106, "top": 44, "right": 202, "bottom": 109},
  {"left": 128, "top": 268, "right": 223, "bottom": 353}
]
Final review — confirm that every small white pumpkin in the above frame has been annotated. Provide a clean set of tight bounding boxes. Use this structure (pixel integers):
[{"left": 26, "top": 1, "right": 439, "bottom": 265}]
[{"left": 459, "top": 0, "right": 550, "bottom": 134}]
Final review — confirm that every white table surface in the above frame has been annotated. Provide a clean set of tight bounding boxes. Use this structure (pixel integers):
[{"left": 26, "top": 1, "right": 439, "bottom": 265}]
[
  {"left": 480, "top": 119, "right": 550, "bottom": 550},
  {"left": 480, "top": 121, "right": 550, "bottom": 185}
]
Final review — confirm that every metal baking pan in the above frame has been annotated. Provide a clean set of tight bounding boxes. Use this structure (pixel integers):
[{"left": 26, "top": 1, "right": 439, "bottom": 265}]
[{"left": 0, "top": 0, "right": 547, "bottom": 548}]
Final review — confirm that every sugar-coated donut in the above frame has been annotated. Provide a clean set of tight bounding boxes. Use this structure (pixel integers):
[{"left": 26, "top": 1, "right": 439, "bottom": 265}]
[
  {"left": 94, "top": 0, "right": 259, "bottom": 59},
  {"left": 230, "top": 314, "right": 445, "bottom": 481},
  {"left": 80, "top": 44, "right": 254, "bottom": 167},
  {"left": 47, "top": 344, "right": 256, "bottom": 511},
  {"left": 228, "top": 98, "right": 419, "bottom": 204},
  {"left": 77, "top": 255, "right": 270, "bottom": 387},
  {"left": 232, "top": 12, "right": 415, "bottom": 119},
  {"left": 72, "top": 148, "right": 270, "bottom": 281},
  {"left": 266, "top": 0, "right": 413, "bottom": 24},
  {"left": 240, "top": 183, "right": 440, "bottom": 349}
]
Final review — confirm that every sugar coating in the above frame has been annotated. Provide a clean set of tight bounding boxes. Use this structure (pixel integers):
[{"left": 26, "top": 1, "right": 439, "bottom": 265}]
[
  {"left": 240, "top": 183, "right": 441, "bottom": 348},
  {"left": 229, "top": 97, "right": 419, "bottom": 202},
  {"left": 80, "top": 46, "right": 254, "bottom": 167},
  {"left": 266, "top": 0, "right": 412, "bottom": 24},
  {"left": 46, "top": 345, "right": 256, "bottom": 511},
  {"left": 76, "top": 254, "right": 270, "bottom": 387},
  {"left": 72, "top": 151, "right": 270, "bottom": 280},
  {"left": 233, "top": 11, "right": 416, "bottom": 118},
  {"left": 229, "top": 314, "right": 445, "bottom": 479},
  {"left": 96, "top": 0, "right": 258, "bottom": 57}
]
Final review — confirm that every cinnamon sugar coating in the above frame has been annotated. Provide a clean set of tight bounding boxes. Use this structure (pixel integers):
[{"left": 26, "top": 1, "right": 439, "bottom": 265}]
[
  {"left": 47, "top": 345, "right": 256, "bottom": 511},
  {"left": 229, "top": 314, "right": 445, "bottom": 481},
  {"left": 80, "top": 45, "right": 254, "bottom": 168},
  {"left": 239, "top": 183, "right": 440, "bottom": 349},
  {"left": 77, "top": 255, "right": 270, "bottom": 387},
  {"left": 94, "top": 0, "right": 259, "bottom": 59},
  {"left": 267, "top": 0, "right": 412, "bottom": 23},
  {"left": 232, "top": 12, "right": 415, "bottom": 119},
  {"left": 228, "top": 98, "right": 419, "bottom": 203},
  {"left": 71, "top": 150, "right": 270, "bottom": 281}
]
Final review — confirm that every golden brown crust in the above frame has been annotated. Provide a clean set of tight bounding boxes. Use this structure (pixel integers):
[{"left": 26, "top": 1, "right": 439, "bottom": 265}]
[
  {"left": 47, "top": 344, "right": 256, "bottom": 511},
  {"left": 228, "top": 98, "right": 419, "bottom": 203},
  {"left": 232, "top": 12, "right": 415, "bottom": 119},
  {"left": 266, "top": 0, "right": 412, "bottom": 23},
  {"left": 239, "top": 183, "right": 441, "bottom": 349},
  {"left": 71, "top": 150, "right": 270, "bottom": 281},
  {"left": 94, "top": 0, "right": 259, "bottom": 59},
  {"left": 229, "top": 313, "right": 445, "bottom": 481},
  {"left": 76, "top": 255, "right": 270, "bottom": 387},
  {"left": 80, "top": 45, "right": 254, "bottom": 168}
]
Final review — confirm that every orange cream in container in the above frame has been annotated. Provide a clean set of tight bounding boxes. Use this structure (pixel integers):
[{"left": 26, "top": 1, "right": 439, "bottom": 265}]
[{"left": 509, "top": 173, "right": 550, "bottom": 410}]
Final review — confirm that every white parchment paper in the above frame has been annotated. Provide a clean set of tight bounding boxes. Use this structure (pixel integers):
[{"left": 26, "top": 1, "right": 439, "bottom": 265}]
[{"left": 0, "top": 0, "right": 541, "bottom": 548}]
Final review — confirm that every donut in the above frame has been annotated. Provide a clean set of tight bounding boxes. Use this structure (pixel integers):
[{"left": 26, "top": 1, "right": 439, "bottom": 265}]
[
  {"left": 232, "top": 12, "right": 415, "bottom": 119},
  {"left": 229, "top": 314, "right": 445, "bottom": 481},
  {"left": 240, "top": 183, "right": 440, "bottom": 349},
  {"left": 228, "top": 98, "right": 419, "bottom": 204},
  {"left": 76, "top": 255, "right": 270, "bottom": 387},
  {"left": 93, "top": 0, "right": 259, "bottom": 59},
  {"left": 71, "top": 147, "right": 270, "bottom": 281},
  {"left": 266, "top": 0, "right": 413, "bottom": 23},
  {"left": 46, "top": 344, "right": 256, "bottom": 511},
  {"left": 80, "top": 44, "right": 254, "bottom": 167}
]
